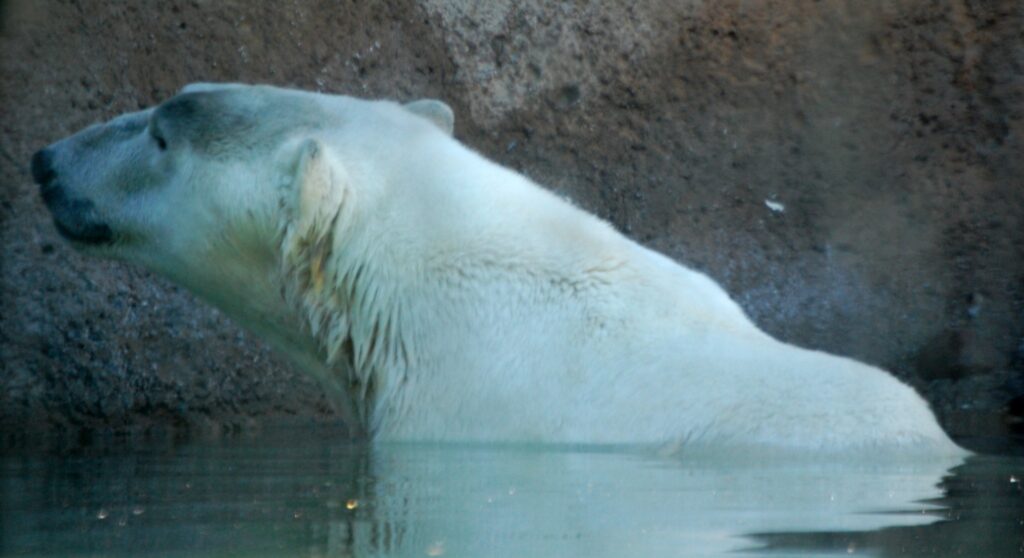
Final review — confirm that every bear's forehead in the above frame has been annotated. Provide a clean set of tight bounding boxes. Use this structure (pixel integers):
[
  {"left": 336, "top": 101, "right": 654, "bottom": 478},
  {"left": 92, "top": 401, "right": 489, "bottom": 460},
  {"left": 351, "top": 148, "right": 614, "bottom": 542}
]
[
  {"left": 155, "top": 88, "right": 330, "bottom": 157},
  {"left": 73, "top": 111, "right": 150, "bottom": 152}
]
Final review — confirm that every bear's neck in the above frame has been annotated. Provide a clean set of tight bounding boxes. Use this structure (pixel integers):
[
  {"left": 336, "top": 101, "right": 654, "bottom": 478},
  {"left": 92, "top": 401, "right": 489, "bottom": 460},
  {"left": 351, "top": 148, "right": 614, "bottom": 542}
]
[{"left": 280, "top": 225, "right": 415, "bottom": 436}]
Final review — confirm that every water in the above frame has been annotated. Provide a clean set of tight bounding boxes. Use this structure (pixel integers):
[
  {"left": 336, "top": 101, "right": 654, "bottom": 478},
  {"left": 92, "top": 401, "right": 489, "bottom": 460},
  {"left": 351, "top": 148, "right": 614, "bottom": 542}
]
[{"left": 2, "top": 429, "right": 1022, "bottom": 557}]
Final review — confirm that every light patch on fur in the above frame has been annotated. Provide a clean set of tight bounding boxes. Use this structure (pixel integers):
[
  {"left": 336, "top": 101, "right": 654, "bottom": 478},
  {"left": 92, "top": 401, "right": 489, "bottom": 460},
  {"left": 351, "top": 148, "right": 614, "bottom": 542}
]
[
  {"left": 309, "top": 252, "right": 326, "bottom": 294},
  {"left": 290, "top": 140, "right": 344, "bottom": 247}
]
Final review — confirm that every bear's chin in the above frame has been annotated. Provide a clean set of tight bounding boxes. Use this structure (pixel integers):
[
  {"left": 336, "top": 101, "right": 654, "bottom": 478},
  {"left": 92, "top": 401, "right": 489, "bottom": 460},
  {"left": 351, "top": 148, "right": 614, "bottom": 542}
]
[
  {"left": 44, "top": 191, "right": 114, "bottom": 246},
  {"left": 52, "top": 216, "right": 113, "bottom": 246}
]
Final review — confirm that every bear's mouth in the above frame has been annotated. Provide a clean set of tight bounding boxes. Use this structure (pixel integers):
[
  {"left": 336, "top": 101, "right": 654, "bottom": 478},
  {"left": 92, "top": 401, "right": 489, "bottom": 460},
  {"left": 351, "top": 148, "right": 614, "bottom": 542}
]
[
  {"left": 40, "top": 185, "right": 114, "bottom": 246},
  {"left": 52, "top": 214, "right": 113, "bottom": 245}
]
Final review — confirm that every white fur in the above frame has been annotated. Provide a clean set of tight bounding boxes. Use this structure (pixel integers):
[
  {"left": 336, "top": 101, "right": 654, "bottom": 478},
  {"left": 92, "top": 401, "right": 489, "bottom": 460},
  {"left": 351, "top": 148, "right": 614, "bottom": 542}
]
[{"left": 45, "top": 83, "right": 965, "bottom": 454}]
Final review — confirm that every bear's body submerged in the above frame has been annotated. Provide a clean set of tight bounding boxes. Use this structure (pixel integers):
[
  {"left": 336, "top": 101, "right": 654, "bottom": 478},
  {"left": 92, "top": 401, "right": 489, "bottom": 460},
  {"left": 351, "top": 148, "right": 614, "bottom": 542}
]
[{"left": 34, "top": 83, "right": 964, "bottom": 454}]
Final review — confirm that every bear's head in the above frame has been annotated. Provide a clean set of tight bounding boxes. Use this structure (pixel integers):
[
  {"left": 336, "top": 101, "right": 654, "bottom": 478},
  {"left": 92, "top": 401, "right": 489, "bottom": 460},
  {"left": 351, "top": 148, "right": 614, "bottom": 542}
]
[{"left": 31, "top": 83, "right": 454, "bottom": 318}]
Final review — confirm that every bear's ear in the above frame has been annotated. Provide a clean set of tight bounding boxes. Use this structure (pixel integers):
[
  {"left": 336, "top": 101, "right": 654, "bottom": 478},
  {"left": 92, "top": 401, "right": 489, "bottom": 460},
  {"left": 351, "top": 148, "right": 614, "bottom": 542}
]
[
  {"left": 282, "top": 139, "right": 347, "bottom": 253},
  {"left": 403, "top": 99, "right": 455, "bottom": 136}
]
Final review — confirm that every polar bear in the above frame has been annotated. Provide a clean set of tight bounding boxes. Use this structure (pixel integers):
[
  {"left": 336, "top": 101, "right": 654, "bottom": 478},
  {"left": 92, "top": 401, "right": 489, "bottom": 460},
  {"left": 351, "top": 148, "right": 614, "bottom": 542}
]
[{"left": 32, "top": 83, "right": 964, "bottom": 454}]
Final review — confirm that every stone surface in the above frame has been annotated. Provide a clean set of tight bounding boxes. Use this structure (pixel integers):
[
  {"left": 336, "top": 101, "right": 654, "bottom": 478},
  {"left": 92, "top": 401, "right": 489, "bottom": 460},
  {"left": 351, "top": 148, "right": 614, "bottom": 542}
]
[{"left": 1, "top": 0, "right": 1021, "bottom": 445}]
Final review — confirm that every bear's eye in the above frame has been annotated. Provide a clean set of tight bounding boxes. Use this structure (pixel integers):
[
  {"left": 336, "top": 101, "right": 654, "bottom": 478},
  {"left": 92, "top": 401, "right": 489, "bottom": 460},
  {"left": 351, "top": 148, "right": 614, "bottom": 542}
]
[
  {"left": 152, "top": 132, "right": 168, "bottom": 151},
  {"left": 148, "top": 117, "right": 168, "bottom": 151}
]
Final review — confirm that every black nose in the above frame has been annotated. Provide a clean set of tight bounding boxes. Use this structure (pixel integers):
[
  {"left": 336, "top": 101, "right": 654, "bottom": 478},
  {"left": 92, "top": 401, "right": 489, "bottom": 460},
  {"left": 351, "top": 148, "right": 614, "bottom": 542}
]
[{"left": 31, "top": 148, "right": 56, "bottom": 186}]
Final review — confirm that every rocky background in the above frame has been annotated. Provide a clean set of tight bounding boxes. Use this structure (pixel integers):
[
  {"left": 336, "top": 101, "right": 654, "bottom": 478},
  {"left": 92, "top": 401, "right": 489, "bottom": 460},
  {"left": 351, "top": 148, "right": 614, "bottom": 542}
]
[{"left": 1, "top": 0, "right": 1022, "bottom": 450}]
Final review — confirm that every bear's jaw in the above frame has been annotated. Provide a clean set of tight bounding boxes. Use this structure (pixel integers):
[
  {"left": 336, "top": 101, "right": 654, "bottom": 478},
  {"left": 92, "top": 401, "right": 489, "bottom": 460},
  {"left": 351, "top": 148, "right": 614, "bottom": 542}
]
[{"left": 155, "top": 252, "right": 370, "bottom": 435}]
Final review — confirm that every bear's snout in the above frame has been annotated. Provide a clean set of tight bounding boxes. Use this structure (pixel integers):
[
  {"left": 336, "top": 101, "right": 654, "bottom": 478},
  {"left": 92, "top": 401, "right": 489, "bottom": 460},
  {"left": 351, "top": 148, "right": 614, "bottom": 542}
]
[{"left": 31, "top": 147, "right": 113, "bottom": 246}]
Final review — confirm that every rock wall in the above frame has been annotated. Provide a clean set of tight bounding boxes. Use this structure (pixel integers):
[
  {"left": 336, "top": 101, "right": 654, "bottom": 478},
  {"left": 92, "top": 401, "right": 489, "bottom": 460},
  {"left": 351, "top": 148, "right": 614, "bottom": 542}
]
[{"left": 1, "top": 0, "right": 1021, "bottom": 443}]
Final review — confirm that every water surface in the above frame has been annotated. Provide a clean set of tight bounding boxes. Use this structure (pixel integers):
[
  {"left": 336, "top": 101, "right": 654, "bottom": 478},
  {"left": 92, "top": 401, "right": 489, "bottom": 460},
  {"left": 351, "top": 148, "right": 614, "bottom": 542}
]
[{"left": 2, "top": 430, "right": 1021, "bottom": 557}]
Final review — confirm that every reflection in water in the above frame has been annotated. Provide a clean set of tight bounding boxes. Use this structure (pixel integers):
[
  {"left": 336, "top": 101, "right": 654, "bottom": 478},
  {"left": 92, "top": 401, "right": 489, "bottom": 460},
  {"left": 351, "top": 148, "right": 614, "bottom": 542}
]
[
  {"left": 1, "top": 430, "right": 1017, "bottom": 557},
  {"left": 750, "top": 455, "right": 1024, "bottom": 557}
]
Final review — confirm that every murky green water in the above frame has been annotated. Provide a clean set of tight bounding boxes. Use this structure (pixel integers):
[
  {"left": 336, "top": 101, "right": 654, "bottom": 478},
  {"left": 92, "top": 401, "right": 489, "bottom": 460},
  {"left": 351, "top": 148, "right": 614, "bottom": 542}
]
[{"left": 2, "top": 430, "right": 1021, "bottom": 557}]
